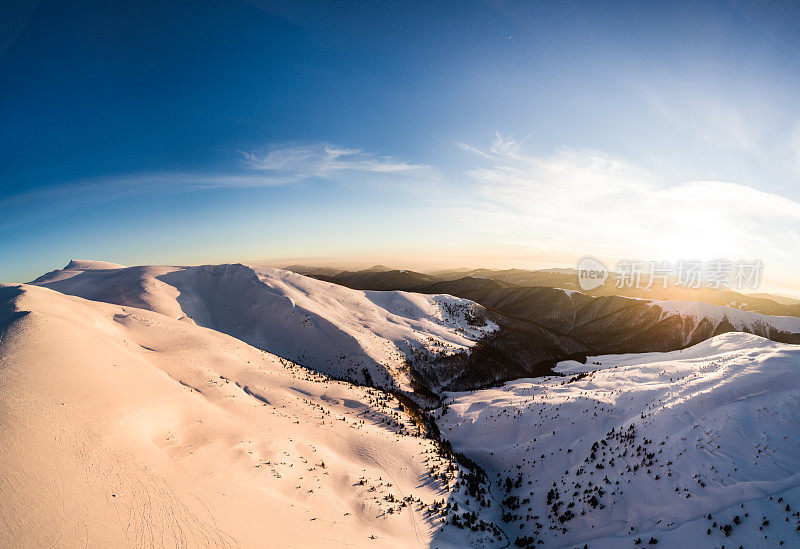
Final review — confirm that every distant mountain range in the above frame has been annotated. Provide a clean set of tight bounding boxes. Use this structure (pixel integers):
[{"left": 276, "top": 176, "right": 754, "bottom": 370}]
[
  {"left": 293, "top": 265, "right": 800, "bottom": 317},
  {"left": 290, "top": 265, "right": 800, "bottom": 390}
]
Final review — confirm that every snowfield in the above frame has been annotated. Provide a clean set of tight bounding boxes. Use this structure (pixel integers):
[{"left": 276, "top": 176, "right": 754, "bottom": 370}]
[
  {"left": 0, "top": 284, "right": 500, "bottom": 548},
  {"left": 438, "top": 332, "right": 800, "bottom": 548},
  {"left": 6, "top": 260, "right": 800, "bottom": 548},
  {"left": 31, "top": 261, "right": 497, "bottom": 391}
]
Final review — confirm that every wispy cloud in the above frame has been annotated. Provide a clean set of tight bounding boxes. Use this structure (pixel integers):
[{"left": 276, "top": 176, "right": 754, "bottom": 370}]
[
  {"left": 456, "top": 135, "right": 800, "bottom": 285},
  {"left": 0, "top": 142, "right": 433, "bottom": 233},
  {"left": 242, "top": 143, "right": 431, "bottom": 181}
]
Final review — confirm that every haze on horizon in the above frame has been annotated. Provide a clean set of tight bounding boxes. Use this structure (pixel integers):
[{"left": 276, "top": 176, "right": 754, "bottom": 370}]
[{"left": 1, "top": 1, "right": 799, "bottom": 294}]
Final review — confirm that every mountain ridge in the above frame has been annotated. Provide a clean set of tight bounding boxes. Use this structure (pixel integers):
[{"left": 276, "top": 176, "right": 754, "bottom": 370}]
[
  {"left": 30, "top": 261, "right": 800, "bottom": 393},
  {"left": 30, "top": 262, "right": 497, "bottom": 393}
]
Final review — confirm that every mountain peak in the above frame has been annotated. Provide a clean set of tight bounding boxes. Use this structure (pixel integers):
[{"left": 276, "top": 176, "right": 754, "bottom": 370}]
[
  {"left": 64, "top": 259, "right": 128, "bottom": 271},
  {"left": 364, "top": 264, "right": 392, "bottom": 272}
]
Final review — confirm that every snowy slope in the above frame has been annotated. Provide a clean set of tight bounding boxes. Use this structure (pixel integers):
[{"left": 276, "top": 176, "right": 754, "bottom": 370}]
[
  {"left": 437, "top": 332, "right": 800, "bottom": 548},
  {"left": 651, "top": 299, "right": 800, "bottom": 344},
  {"left": 0, "top": 284, "right": 502, "bottom": 548},
  {"left": 553, "top": 332, "right": 787, "bottom": 375},
  {"left": 30, "top": 262, "right": 496, "bottom": 391}
]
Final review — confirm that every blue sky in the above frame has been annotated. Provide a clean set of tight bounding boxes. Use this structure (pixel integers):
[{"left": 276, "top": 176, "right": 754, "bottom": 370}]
[{"left": 1, "top": 1, "right": 799, "bottom": 292}]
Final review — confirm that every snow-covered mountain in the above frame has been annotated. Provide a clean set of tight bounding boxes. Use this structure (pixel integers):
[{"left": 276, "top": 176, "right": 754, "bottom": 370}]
[
  {"left": 31, "top": 261, "right": 496, "bottom": 391},
  {"left": 437, "top": 332, "right": 800, "bottom": 548},
  {"left": 301, "top": 268, "right": 800, "bottom": 389},
  {"left": 31, "top": 261, "right": 800, "bottom": 394},
  {"left": 650, "top": 299, "right": 800, "bottom": 346},
  {"left": 419, "top": 277, "right": 800, "bottom": 350},
  {"left": 7, "top": 260, "right": 800, "bottom": 548},
  {"left": 309, "top": 266, "right": 800, "bottom": 318},
  {"left": 0, "top": 283, "right": 502, "bottom": 548}
]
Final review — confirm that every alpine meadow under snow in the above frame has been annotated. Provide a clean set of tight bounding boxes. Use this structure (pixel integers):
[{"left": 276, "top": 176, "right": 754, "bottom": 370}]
[{"left": 1, "top": 261, "right": 799, "bottom": 548}]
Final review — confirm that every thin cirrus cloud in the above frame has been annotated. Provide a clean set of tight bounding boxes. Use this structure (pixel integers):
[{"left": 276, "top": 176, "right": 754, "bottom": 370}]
[
  {"left": 0, "top": 172, "right": 285, "bottom": 233},
  {"left": 455, "top": 135, "right": 800, "bottom": 285},
  {"left": 241, "top": 143, "right": 432, "bottom": 181},
  {"left": 1, "top": 143, "right": 432, "bottom": 232}
]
